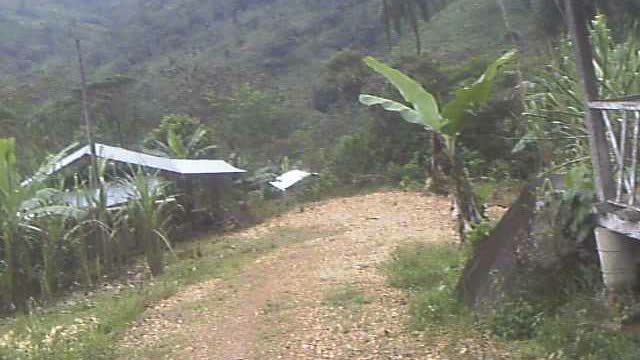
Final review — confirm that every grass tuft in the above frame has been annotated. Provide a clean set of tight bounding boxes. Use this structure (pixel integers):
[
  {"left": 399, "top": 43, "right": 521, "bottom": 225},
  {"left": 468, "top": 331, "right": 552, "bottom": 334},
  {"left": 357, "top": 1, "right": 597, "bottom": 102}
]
[
  {"left": 385, "top": 243, "right": 467, "bottom": 328},
  {"left": 323, "top": 285, "right": 371, "bottom": 309}
]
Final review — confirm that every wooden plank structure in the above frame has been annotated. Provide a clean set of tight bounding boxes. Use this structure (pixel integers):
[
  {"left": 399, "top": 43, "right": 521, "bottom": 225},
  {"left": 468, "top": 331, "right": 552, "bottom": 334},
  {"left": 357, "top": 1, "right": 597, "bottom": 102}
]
[{"left": 565, "top": 0, "right": 640, "bottom": 293}]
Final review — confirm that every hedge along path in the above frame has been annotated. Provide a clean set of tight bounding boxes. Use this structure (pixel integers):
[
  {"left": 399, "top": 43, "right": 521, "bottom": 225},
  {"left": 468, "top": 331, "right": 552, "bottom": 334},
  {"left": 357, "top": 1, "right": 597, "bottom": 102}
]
[{"left": 119, "top": 191, "right": 511, "bottom": 359}]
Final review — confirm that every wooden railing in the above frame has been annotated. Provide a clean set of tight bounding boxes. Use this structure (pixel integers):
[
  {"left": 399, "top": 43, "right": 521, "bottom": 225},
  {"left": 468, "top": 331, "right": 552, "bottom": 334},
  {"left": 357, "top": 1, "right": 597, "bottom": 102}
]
[{"left": 590, "top": 100, "right": 640, "bottom": 207}]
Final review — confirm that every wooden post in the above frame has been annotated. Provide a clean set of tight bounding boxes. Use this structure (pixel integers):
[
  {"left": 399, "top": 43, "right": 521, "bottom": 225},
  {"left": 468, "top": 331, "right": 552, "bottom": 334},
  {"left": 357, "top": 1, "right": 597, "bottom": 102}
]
[
  {"left": 76, "top": 39, "right": 114, "bottom": 272},
  {"left": 75, "top": 38, "right": 99, "bottom": 189},
  {"left": 565, "top": 0, "right": 614, "bottom": 201}
]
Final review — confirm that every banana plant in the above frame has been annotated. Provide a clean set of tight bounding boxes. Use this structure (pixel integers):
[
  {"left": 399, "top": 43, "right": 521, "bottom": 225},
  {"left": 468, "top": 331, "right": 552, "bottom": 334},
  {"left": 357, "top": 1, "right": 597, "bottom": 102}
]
[{"left": 359, "top": 50, "right": 516, "bottom": 241}]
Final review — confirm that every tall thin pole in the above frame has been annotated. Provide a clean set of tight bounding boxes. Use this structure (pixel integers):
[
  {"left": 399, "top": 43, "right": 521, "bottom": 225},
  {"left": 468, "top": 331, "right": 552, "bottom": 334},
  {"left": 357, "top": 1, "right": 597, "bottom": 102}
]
[
  {"left": 76, "top": 38, "right": 113, "bottom": 272},
  {"left": 565, "top": 0, "right": 614, "bottom": 202},
  {"left": 75, "top": 38, "right": 99, "bottom": 188}
]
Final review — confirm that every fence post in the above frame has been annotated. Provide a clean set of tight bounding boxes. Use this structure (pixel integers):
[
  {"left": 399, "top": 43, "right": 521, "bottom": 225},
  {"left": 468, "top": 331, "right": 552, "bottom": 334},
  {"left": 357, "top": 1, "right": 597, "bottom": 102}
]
[{"left": 565, "top": 0, "right": 615, "bottom": 201}]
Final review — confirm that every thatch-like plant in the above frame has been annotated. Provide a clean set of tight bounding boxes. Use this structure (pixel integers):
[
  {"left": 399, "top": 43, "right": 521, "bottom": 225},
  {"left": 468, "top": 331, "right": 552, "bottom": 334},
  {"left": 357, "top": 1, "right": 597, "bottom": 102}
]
[{"left": 121, "top": 171, "right": 176, "bottom": 276}]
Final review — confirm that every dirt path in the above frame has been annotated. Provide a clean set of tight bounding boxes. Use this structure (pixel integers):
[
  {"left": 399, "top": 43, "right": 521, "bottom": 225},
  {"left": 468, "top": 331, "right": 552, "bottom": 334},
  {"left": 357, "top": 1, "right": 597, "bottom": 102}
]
[{"left": 119, "top": 191, "right": 510, "bottom": 359}]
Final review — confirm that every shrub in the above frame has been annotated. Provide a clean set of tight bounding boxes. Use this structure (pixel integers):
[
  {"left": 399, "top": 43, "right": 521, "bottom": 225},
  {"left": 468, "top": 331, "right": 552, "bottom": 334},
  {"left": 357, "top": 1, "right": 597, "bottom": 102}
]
[{"left": 531, "top": 299, "right": 640, "bottom": 360}]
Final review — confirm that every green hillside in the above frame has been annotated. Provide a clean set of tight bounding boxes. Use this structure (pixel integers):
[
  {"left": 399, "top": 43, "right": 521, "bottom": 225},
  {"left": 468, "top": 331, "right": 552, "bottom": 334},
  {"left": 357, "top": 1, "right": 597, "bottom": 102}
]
[{"left": 0, "top": 0, "right": 520, "bottom": 166}]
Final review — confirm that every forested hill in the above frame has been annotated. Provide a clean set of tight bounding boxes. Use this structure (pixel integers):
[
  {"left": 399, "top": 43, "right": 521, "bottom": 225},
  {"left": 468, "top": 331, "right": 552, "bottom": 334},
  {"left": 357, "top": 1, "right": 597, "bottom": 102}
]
[
  {"left": 0, "top": 0, "right": 516, "bottom": 168},
  {"left": 0, "top": 0, "right": 385, "bottom": 79}
]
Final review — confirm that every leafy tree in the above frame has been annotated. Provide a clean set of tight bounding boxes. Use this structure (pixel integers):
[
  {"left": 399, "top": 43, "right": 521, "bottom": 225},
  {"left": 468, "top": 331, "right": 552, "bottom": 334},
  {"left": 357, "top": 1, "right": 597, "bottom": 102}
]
[
  {"left": 360, "top": 50, "right": 516, "bottom": 241},
  {"left": 312, "top": 50, "right": 371, "bottom": 112},
  {"left": 144, "top": 114, "right": 217, "bottom": 159}
]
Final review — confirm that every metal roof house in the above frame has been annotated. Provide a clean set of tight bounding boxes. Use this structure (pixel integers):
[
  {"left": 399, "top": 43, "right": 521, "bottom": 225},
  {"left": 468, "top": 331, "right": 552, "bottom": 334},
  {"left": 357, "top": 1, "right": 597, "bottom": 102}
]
[{"left": 46, "top": 143, "right": 245, "bottom": 210}]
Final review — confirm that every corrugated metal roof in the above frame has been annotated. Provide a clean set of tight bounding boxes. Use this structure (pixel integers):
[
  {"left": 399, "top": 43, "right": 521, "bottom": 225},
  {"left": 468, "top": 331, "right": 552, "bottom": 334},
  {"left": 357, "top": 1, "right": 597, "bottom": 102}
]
[
  {"left": 49, "top": 143, "right": 246, "bottom": 176},
  {"left": 269, "top": 170, "right": 315, "bottom": 191}
]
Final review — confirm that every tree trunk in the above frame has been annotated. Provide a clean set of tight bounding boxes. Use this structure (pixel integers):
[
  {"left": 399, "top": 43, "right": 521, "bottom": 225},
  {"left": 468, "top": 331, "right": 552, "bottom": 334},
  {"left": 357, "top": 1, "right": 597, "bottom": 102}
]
[
  {"left": 428, "top": 133, "right": 449, "bottom": 194},
  {"left": 451, "top": 153, "right": 483, "bottom": 243}
]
